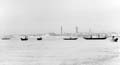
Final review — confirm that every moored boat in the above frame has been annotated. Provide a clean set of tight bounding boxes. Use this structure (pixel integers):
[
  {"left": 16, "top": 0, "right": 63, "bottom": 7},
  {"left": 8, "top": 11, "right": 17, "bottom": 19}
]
[
  {"left": 20, "top": 36, "right": 28, "bottom": 41},
  {"left": 83, "top": 37, "right": 107, "bottom": 40},
  {"left": 63, "top": 37, "right": 78, "bottom": 40},
  {"left": 37, "top": 37, "right": 42, "bottom": 40},
  {"left": 112, "top": 36, "right": 118, "bottom": 42},
  {"left": 83, "top": 34, "right": 107, "bottom": 40},
  {"left": 113, "top": 38, "right": 118, "bottom": 42}
]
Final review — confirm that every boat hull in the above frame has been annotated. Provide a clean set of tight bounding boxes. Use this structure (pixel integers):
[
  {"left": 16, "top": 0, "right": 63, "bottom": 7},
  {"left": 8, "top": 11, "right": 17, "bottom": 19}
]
[
  {"left": 37, "top": 38, "right": 42, "bottom": 40},
  {"left": 83, "top": 37, "right": 107, "bottom": 40},
  {"left": 63, "top": 38, "right": 78, "bottom": 40},
  {"left": 21, "top": 38, "right": 28, "bottom": 41}
]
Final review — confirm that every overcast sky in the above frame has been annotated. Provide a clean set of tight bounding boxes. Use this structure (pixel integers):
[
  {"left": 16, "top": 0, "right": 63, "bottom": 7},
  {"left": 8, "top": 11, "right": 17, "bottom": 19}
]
[{"left": 0, "top": 0, "right": 120, "bottom": 34}]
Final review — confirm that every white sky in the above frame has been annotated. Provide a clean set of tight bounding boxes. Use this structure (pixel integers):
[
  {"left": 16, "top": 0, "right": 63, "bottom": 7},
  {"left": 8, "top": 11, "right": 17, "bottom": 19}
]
[{"left": 0, "top": 0, "right": 120, "bottom": 34}]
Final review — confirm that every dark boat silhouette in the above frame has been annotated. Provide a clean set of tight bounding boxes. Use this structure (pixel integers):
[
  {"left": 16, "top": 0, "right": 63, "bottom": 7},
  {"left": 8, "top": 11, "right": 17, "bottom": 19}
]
[
  {"left": 84, "top": 37, "right": 107, "bottom": 40},
  {"left": 63, "top": 37, "right": 78, "bottom": 40},
  {"left": 112, "top": 36, "right": 118, "bottom": 42},
  {"left": 113, "top": 38, "right": 118, "bottom": 42},
  {"left": 83, "top": 35, "right": 107, "bottom": 40},
  {"left": 20, "top": 36, "right": 28, "bottom": 41},
  {"left": 37, "top": 37, "right": 42, "bottom": 40}
]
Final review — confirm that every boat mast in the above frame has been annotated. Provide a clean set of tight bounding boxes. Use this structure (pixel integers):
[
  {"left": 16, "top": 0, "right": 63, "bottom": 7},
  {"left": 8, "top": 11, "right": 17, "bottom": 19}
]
[
  {"left": 61, "top": 26, "right": 63, "bottom": 35},
  {"left": 89, "top": 28, "right": 92, "bottom": 34},
  {"left": 75, "top": 26, "right": 78, "bottom": 33},
  {"left": 89, "top": 28, "right": 92, "bottom": 37}
]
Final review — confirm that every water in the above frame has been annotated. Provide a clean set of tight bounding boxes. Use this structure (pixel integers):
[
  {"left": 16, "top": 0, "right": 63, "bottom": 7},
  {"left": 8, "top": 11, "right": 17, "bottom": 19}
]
[{"left": 0, "top": 38, "right": 120, "bottom": 65}]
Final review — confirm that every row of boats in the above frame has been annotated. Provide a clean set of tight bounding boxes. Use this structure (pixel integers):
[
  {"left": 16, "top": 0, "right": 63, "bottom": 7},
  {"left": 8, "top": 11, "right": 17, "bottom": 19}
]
[
  {"left": 63, "top": 35, "right": 118, "bottom": 42},
  {"left": 18, "top": 34, "right": 118, "bottom": 42},
  {"left": 1, "top": 35, "right": 118, "bottom": 42},
  {"left": 1, "top": 33, "right": 119, "bottom": 42},
  {"left": 1, "top": 26, "right": 119, "bottom": 42}
]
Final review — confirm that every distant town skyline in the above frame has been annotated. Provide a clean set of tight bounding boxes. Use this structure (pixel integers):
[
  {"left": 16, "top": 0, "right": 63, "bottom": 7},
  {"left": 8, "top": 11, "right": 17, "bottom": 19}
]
[{"left": 0, "top": 0, "right": 120, "bottom": 34}]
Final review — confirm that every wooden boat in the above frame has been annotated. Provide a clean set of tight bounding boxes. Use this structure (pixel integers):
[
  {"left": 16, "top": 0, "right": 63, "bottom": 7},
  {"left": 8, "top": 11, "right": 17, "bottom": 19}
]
[
  {"left": 112, "top": 36, "right": 118, "bottom": 42},
  {"left": 37, "top": 37, "right": 42, "bottom": 40},
  {"left": 20, "top": 36, "right": 28, "bottom": 41},
  {"left": 83, "top": 35, "right": 107, "bottom": 40},
  {"left": 113, "top": 38, "right": 118, "bottom": 42},
  {"left": 83, "top": 37, "right": 107, "bottom": 40},
  {"left": 63, "top": 37, "right": 78, "bottom": 40}
]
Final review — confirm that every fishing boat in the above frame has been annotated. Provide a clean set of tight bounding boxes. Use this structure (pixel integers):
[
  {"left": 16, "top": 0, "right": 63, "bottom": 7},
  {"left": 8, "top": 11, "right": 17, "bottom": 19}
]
[
  {"left": 63, "top": 37, "right": 78, "bottom": 40},
  {"left": 113, "top": 38, "right": 118, "bottom": 42},
  {"left": 83, "top": 34, "right": 107, "bottom": 40},
  {"left": 37, "top": 37, "right": 42, "bottom": 40},
  {"left": 112, "top": 36, "right": 118, "bottom": 42},
  {"left": 83, "top": 37, "right": 107, "bottom": 40},
  {"left": 20, "top": 36, "right": 28, "bottom": 41}
]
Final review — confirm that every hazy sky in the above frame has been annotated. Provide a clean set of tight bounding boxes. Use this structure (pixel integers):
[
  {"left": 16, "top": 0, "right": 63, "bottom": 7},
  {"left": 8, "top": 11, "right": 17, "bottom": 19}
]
[{"left": 0, "top": 0, "right": 120, "bottom": 34}]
